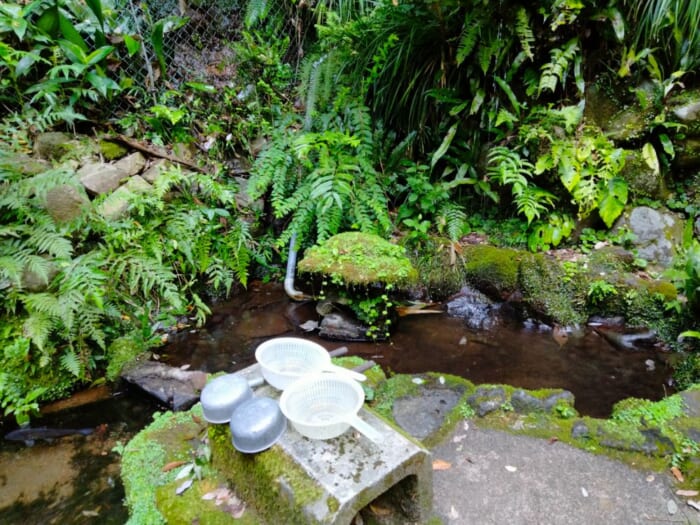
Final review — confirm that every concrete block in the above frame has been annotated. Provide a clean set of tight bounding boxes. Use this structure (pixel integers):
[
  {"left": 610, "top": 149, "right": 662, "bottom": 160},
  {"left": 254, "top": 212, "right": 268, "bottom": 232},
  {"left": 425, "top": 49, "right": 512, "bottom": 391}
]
[{"left": 211, "top": 364, "right": 433, "bottom": 525}]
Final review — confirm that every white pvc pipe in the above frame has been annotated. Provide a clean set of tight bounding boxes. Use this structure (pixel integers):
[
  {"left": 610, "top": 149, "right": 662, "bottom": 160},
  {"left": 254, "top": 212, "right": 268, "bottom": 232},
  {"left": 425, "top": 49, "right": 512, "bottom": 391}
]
[{"left": 284, "top": 232, "right": 309, "bottom": 301}]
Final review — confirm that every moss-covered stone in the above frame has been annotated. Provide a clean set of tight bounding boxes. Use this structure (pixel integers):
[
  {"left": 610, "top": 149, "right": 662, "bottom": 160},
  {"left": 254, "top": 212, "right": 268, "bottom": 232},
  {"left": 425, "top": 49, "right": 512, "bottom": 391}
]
[
  {"left": 619, "top": 148, "right": 668, "bottom": 199},
  {"left": 518, "top": 252, "right": 587, "bottom": 326},
  {"left": 462, "top": 245, "right": 521, "bottom": 300},
  {"left": 298, "top": 232, "right": 418, "bottom": 287},
  {"left": 98, "top": 139, "right": 129, "bottom": 160}
]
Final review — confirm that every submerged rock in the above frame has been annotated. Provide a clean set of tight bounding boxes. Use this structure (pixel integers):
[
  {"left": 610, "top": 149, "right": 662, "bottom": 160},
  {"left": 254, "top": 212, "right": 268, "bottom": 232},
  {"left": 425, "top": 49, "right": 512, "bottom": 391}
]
[{"left": 446, "top": 285, "right": 503, "bottom": 330}]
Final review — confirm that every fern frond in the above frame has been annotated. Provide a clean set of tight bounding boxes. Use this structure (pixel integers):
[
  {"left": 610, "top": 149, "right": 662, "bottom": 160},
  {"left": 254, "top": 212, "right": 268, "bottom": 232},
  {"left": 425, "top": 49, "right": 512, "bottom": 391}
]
[
  {"left": 515, "top": 7, "right": 535, "bottom": 61},
  {"left": 438, "top": 202, "right": 467, "bottom": 241},
  {"left": 456, "top": 12, "right": 481, "bottom": 66},
  {"left": 60, "top": 348, "right": 83, "bottom": 378},
  {"left": 539, "top": 38, "right": 580, "bottom": 95},
  {"left": 22, "top": 311, "right": 56, "bottom": 352}
]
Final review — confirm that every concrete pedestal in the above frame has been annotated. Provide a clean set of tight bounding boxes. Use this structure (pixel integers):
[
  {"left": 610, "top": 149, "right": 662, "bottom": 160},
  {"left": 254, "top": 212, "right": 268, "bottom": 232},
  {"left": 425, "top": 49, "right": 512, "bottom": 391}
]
[{"left": 228, "top": 364, "right": 433, "bottom": 524}]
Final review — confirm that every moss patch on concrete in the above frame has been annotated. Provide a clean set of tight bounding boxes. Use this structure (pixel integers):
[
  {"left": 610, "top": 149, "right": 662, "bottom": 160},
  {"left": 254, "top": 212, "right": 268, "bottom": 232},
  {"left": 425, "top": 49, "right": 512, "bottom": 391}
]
[
  {"left": 208, "top": 424, "right": 332, "bottom": 525},
  {"left": 298, "top": 232, "right": 418, "bottom": 287}
]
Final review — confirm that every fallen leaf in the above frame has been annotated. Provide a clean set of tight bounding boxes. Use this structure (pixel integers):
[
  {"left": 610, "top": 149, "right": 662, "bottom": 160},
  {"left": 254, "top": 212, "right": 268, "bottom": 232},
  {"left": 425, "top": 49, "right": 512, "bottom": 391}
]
[
  {"left": 368, "top": 503, "right": 392, "bottom": 516},
  {"left": 505, "top": 465, "right": 517, "bottom": 472},
  {"left": 176, "top": 478, "right": 193, "bottom": 495},
  {"left": 671, "top": 466, "right": 685, "bottom": 482},
  {"left": 646, "top": 474, "right": 655, "bottom": 482},
  {"left": 432, "top": 459, "right": 452, "bottom": 470},
  {"left": 81, "top": 510, "right": 100, "bottom": 517},
  {"left": 677, "top": 490, "right": 699, "bottom": 497},
  {"left": 452, "top": 434, "right": 467, "bottom": 443},
  {"left": 162, "top": 460, "right": 186, "bottom": 472},
  {"left": 548, "top": 437, "right": 559, "bottom": 445},
  {"left": 688, "top": 500, "right": 700, "bottom": 511}
]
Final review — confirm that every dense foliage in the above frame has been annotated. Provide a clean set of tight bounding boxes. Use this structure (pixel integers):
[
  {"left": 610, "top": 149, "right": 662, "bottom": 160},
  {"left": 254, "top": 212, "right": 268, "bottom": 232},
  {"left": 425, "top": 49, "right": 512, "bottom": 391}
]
[{"left": 1, "top": 0, "right": 700, "bottom": 421}]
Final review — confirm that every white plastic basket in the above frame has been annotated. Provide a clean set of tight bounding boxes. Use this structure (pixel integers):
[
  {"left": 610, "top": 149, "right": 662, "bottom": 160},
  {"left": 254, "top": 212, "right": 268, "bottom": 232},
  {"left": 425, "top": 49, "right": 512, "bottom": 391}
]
[
  {"left": 279, "top": 373, "right": 381, "bottom": 443},
  {"left": 255, "top": 337, "right": 366, "bottom": 390}
]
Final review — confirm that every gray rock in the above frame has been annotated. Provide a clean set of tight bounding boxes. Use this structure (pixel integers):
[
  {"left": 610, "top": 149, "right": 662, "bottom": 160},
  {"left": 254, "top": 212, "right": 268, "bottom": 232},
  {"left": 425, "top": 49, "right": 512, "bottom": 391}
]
[
  {"left": 141, "top": 159, "right": 171, "bottom": 184},
  {"left": 97, "top": 175, "right": 152, "bottom": 220},
  {"left": 571, "top": 420, "right": 590, "bottom": 439},
  {"left": 613, "top": 206, "right": 684, "bottom": 268},
  {"left": 468, "top": 386, "right": 507, "bottom": 417},
  {"left": 604, "top": 105, "right": 653, "bottom": 142},
  {"left": 79, "top": 163, "right": 128, "bottom": 195},
  {"left": 120, "top": 360, "right": 207, "bottom": 410},
  {"left": 446, "top": 285, "right": 502, "bottom": 330},
  {"left": 393, "top": 387, "right": 463, "bottom": 439},
  {"left": 45, "top": 184, "right": 90, "bottom": 222},
  {"left": 113, "top": 152, "right": 146, "bottom": 177},
  {"left": 543, "top": 390, "right": 576, "bottom": 411},
  {"left": 0, "top": 153, "right": 51, "bottom": 176},
  {"left": 510, "top": 389, "right": 544, "bottom": 413},
  {"left": 680, "top": 389, "right": 700, "bottom": 418},
  {"left": 318, "top": 311, "right": 372, "bottom": 341},
  {"left": 34, "top": 132, "right": 73, "bottom": 160}
]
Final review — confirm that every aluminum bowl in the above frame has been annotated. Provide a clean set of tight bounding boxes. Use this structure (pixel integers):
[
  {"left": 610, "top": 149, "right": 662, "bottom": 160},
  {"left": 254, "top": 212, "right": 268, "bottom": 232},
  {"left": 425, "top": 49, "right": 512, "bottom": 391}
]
[
  {"left": 200, "top": 374, "right": 254, "bottom": 424},
  {"left": 229, "top": 397, "right": 286, "bottom": 454}
]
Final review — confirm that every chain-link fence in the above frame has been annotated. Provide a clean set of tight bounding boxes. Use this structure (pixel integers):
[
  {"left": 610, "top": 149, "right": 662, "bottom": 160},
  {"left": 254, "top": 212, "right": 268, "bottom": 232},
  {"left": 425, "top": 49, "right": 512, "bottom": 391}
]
[{"left": 110, "top": 0, "right": 245, "bottom": 112}]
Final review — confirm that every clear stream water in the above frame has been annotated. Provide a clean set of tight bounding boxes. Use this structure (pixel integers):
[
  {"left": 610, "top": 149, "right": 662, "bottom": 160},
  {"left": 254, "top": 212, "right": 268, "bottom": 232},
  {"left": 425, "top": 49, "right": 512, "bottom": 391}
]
[{"left": 0, "top": 282, "right": 675, "bottom": 522}]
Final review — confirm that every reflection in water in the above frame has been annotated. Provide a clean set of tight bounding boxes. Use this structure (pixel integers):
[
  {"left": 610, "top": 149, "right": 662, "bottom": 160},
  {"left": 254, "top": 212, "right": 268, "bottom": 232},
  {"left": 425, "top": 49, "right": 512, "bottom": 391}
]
[{"left": 0, "top": 281, "right": 674, "bottom": 522}]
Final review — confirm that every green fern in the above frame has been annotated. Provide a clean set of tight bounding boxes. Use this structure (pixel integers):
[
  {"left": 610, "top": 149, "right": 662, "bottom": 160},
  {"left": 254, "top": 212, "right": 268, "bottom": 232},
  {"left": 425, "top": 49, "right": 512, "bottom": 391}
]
[
  {"left": 515, "top": 7, "right": 535, "bottom": 61},
  {"left": 539, "top": 38, "right": 580, "bottom": 95},
  {"left": 437, "top": 202, "right": 467, "bottom": 242}
]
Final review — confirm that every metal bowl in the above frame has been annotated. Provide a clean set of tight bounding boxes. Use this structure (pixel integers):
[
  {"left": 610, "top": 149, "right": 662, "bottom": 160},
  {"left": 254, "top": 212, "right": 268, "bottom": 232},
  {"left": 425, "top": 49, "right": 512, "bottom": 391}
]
[
  {"left": 229, "top": 397, "right": 286, "bottom": 454},
  {"left": 200, "top": 374, "right": 254, "bottom": 424}
]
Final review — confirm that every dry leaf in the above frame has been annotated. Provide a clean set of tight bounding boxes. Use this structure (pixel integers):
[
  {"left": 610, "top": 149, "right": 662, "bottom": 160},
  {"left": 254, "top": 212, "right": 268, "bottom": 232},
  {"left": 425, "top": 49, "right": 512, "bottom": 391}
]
[
  {"left": 162, "top": 460, "right": 186, "bottom": 472},
  {"left": 688, "top": 500, "right": 700, "bottom": 511},
  {"left": 432, "top": 459, "right": 452, "bottom": 470},
  {"left": 548, "top": 437, "right": 559, "bottom": 445},
  {"left": 677, "top": 490, "right": 699, "bottom": 497},
  {"left": 671, "top": 466, "right": 685, "bottom": 482}
]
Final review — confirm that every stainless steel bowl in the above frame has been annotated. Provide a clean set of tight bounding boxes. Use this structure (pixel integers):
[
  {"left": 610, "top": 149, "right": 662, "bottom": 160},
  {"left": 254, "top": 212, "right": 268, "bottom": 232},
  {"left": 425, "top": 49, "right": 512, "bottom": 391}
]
[
  {"left": 200, "top": 374, "right": 254, "bottom": 424},
  {"left": 229, "top": 397, "right": 286, "bottom": 454}
]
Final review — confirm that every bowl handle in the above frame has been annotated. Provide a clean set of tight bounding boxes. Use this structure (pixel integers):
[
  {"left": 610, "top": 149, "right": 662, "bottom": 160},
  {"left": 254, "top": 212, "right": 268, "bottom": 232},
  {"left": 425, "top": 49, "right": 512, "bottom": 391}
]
[
  {"left": 344, "top": 414, "right": 382, "bottom": 444},
  {"left": 324, "top": 364, "right": 367, "bottom": 382}
]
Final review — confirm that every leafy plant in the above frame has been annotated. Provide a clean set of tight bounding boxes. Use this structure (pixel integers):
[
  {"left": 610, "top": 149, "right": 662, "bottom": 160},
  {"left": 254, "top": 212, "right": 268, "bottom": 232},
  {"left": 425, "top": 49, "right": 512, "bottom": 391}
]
[
  {"left": 248, "top": 94, "right": 391, "bottom": 248},
  {"left": 587, "top": 279, "right": 618, "bottom": 306}
]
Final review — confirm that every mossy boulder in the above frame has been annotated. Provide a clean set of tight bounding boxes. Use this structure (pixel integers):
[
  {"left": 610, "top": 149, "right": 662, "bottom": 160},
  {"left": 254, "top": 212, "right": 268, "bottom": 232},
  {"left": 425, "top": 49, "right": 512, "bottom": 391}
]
[
  {"left": 298, "top": 232, "right": 418, "bottom": 287},
  {"left": 462, "top": 245, "right": 521, "bottom": 300},
  {"left": 98, "top": 139, "right": 129, "bottom": 160},
  {"left": 518, "top": 252, "right": 586, "bottom": 326},
  {"left": 619, "top": 148, "right": 668, "bottom": 199}
]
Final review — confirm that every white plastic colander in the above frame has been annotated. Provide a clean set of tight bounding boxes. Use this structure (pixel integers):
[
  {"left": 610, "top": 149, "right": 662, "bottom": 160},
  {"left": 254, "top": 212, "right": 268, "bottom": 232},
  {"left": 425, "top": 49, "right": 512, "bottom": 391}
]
[
  {"left": 279, "top": 372, "right": 381, "bottom": 443},
  {"left": 255, "top": 337, "right": 366, "bottom": 390}
]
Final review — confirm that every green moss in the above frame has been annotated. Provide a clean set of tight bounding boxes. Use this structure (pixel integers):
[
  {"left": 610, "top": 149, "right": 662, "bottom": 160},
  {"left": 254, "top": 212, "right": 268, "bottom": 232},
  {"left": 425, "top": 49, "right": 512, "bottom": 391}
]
[
  {"left": 106, "top": 336, "right": 149, "bottom": 381},
  {"left": 462, "top": 245, "right": 521, "bottom": 299},
  {"left": 98, "top": 139, "right": 129, "bottom": 160},
  {"left": 209, "top": 424, "right": 332, "bottom": 525},
  {"left": 298, "top": 232, "right": 418, "bottom": 287},
  {"left": 518, "top": 253, "right": 586, "bottom": 325},
  {"left": 121, "top": 408, "right": 207, "bottom": 525}
]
